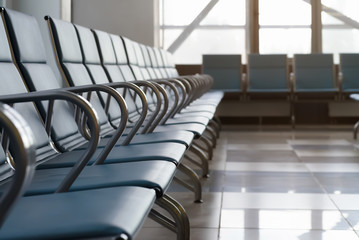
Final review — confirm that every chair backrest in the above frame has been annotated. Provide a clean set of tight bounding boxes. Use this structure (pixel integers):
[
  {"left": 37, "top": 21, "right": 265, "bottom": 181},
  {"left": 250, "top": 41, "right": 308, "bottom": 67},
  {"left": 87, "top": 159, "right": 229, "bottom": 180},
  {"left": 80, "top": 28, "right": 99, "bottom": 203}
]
[
  {"left": 147, "top": 46, "right": 164, "bottom": 79},
  {"left": 202, "top": 54, "right": 241, "bottom": 91},
  {"left": 93, "top": 30, "right": 139, "bottom": 118},
  {"left": 161, "top": 49, "right": 179, "bottom": 78},
  {"left": 46, "top": 17, "right": 115, "bottom": 136},
  {"left": 140, "top": 44, "right": 157, "bottom": 79},
  {"left": 293, "top": 54, "right": 336, "bottom": 91},
  {"left": 110, "top": 34, "right": 136, "bottom": 82},
  {"left": 4, "top": 9, "right": 102, "bottom": 153},
  {"left": 153, "top": 48, "right": 169, "bottom": 78},
  {"left": 339, "top": 53, "right": 359, "bottom": 91},
  {"left": 132, "top": 41, "right": 151, "bottom": 80},
  {"left": 247, "top": 54, "right": 288, "bottom": 91},
  {"left": 0, "top": 9, "right": 58, "bottom": 159},
  {"left": 121, "top": 36, "right": 144, "bottom": 80},
  {"left": 74, "top": 24, "right": 124, "bottom": 126}
]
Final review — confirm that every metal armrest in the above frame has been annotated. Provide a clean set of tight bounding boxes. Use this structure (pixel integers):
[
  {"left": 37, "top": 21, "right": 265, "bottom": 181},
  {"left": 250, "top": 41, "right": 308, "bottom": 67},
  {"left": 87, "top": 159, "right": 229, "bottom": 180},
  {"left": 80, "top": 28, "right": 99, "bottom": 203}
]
[
  {"left": 106, "top": 82, "right": 148, "bottom": 146},
  {"left": 0, "top": 103, "right": 36, "bottom": 226},
  {"left": 62, "top": 84, "right": 129, "bottom": 166},
  {"left": 0, "top": 90, "right": 99, "bottom": 193}
]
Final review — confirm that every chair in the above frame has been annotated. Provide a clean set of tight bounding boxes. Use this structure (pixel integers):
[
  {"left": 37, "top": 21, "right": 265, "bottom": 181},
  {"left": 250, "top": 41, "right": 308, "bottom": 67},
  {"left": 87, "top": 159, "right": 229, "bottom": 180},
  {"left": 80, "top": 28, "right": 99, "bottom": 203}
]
[
  {"left": 1, "top": 8, "right": 190, "bottom": 239},
  {"left": 247, "top": 54, "right": 290, "bottom": 98},
  {"left": 339, "top": 53, "right": 359, "bottom": 97},
  {"left": 202, "top": 54, "right": 242, "bottom": 92},
  {"left": 293, "top": 53, "right": 338, "bottom": 99}
]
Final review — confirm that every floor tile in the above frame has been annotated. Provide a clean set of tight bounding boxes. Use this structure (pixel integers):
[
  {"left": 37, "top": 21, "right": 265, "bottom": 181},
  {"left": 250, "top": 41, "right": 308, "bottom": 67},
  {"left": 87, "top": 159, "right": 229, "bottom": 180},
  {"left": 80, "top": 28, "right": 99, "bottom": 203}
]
[
  {"left": 227, "top": 150, "right": 299, "bottom": 162},
  {"left": 225, "top": 162, "right": 307, "bottom": 172},
  {"left": 292, "top": 145, "right": 355, "bottom": 151},
  {"left": 307, "top": 163, "right": 359, "bottom": 173},
  {"left": 219, "top": 229, "right": 359, "bottom": 240},
  {"left": 287, "top": 139, "right": 351, "bottom": 145},
  {"left": 224, "top": 172, "right": 322, "bottom": 193},
  {"left": 340, "top": 211, "right": 359, "bottom": 230},
  {"left": 227, "top": 144, "right": 292, "bottom": 151},
  {"left": 222, "top": 193, "right": 337, "bottom": 209},
  {"left": 330, "top": 194, "right": 359, "bottom": 210},
  {"left": 315, "top": 173, "right": 359, "bottom": 194},
  {"left": 300, "top": 157, "right": 359, "bottom": 163},
  {"left": 294, "top": 149, "right": 359, "bottom": 157},
  {"left": 220, "top": 209, "right": 351, "bottom": 230}
]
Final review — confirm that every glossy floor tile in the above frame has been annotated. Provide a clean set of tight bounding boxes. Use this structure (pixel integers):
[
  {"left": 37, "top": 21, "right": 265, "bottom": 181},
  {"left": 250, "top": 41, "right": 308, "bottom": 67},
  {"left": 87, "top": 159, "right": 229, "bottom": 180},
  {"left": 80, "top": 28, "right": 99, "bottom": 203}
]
[
  {"left": 136, "top": 127, "right": 359, "bottom": 239},
  {"left": 219, "top": 229, "right": 359, "bottom": 240}
]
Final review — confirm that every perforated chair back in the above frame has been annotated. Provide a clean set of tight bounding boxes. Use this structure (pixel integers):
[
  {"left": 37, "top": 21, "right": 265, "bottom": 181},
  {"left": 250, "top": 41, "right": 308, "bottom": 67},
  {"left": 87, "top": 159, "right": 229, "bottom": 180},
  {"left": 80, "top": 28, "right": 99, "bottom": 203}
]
[
  {"left": 247, "top": 54, "right": 289, "bottom": 92},
  {"left": 202, "top": 54, "right": 242, "bottom": 91},
  {"left": 293, "top": 54, "right": 337, "bottom": 92},
  {"left": 339, "top": 53, "right": 359, "bottom": 92}
]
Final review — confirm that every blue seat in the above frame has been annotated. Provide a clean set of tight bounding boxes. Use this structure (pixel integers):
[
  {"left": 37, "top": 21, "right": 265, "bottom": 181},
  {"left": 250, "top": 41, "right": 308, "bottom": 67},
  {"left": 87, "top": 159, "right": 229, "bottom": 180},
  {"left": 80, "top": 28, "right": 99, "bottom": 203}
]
[
  {"left": 293, "top": 54, "right": 338, "bottom": 98},
  {"left": 6, "top": 11, "right": 187, "bottom": 165},
  {"left": 247, "top": 54, "right": 290, "bottom": 97},
  {"left": 339, "top": 53, "right": 359, "bottom": 95},
  {"left": 0, "top": 99, "right": 156, "bottom": 240},
  {"left": 202, "top": 54, "right": 242, "bottom": 92},
  {"left": 1, "top": 8, "right": 190, "bottom": 239}
]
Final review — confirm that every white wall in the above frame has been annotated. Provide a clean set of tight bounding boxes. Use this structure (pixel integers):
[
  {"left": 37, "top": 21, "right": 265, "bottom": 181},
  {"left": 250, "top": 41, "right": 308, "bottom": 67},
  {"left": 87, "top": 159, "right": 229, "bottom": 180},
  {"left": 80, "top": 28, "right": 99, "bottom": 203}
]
[{"left": 72, "top": 0, "right": 158, "bottom": 46}]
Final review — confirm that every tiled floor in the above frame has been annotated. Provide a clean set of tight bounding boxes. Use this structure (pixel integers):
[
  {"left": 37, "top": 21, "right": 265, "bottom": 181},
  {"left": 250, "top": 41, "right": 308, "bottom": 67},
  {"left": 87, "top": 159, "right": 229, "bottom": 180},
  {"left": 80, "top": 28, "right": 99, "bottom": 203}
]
[{"left": 136, "top": 126, "right": 359, "bottom": 239}]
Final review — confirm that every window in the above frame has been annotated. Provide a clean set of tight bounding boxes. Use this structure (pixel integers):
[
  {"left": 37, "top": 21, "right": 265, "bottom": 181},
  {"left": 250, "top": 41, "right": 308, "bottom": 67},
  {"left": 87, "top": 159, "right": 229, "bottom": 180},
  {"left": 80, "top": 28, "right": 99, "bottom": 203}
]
[
  {"left": 160, "top": 0, "right": 246, "bottom": 64},
  {"left": 322, "top": 0, "right": 359, "bottom": 63},
  {"left": 259, "top": 0, "right": 311, "bottom": 56},
  {"left": 160, "top": 0, "right": 359, "bottom": 64}
]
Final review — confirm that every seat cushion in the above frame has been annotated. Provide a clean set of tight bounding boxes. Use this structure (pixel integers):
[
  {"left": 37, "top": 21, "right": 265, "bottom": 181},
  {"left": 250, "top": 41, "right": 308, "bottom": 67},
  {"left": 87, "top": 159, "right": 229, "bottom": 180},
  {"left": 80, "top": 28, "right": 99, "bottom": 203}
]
[
  {"left": 165, "top": 116, "right": 210, "bottom": 126},
  {"left": 0, "top": 187, "right": 155, "bottom": 239},
  {"left": 154, "top": 123, "right": 206, "bottom": 137},
  {"left": 23, "top": 161, "right": 176, "bottom": 197},
  {"left": 37, "top": 142, "right": 186, "bottom": 169}
]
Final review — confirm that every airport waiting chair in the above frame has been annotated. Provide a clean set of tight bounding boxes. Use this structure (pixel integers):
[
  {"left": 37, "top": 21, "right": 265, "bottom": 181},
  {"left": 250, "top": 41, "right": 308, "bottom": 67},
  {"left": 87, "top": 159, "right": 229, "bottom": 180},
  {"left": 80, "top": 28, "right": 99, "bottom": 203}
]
[
  {"left": 1, "top": 8, "right": 190, "bottom": 239},
  {"left": 202, "top": 54, "right": 242, "bottom": 92},
  {"left": 0, "top": 108, "right": 156, "bottom": 239},
  {"left": 339, "top": 53, "right": 359, "bottom": 98},
  {"left": 0, "top": 91, "right": 158, "bottom": 240},
  {"left": 247, "top": 54, "right": 290, "bottom": 98},
  {"left": 292, "top": 53, "right": 338, "bottom": 99}
]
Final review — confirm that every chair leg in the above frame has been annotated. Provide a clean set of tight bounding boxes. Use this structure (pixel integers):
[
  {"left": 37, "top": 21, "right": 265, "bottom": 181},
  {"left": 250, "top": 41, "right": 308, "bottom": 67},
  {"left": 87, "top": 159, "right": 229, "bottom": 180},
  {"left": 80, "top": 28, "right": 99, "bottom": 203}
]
[
  {"left": 354, "top": 120, "right": 359, "bottom": 139},
  {"left": 174, "top": 163, "right": 203, "bottom": 203},
  {"left": 193, "top": 136, "right": 213, "bottom": 160},
  {"left": 149, "top": 194, "right": 190, "bottom": 240},
  {"left": 204, "top": 126, "right": 217, "bottom": 148},
  {"left": 212, "top": 115, "right": 222, "bottom": 131},
  {"left": 186, "top": 145, "right": 209, "bottom": 178},
  {"left": 208, "top": 119, "right": 220, "bottom": 138}
]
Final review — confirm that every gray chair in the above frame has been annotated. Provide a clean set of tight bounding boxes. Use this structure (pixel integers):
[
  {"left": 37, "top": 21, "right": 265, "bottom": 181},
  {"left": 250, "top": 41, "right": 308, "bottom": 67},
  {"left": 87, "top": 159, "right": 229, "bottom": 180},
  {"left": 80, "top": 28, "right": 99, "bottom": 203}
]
[
  {"left": 247, "top": 54, "right": 290, "bottom": 98},
  {"left": 339, "top": 53, "right": 359, "bottom": 97},
  {"left": 202, "top": 54, "right": 242, "bottom": 92},
  {"left": 293, "top": 53, "right": 338, "bottom": 99},
  {"left": 1, "top": 7, "right": 190, "bottom": 239}
]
